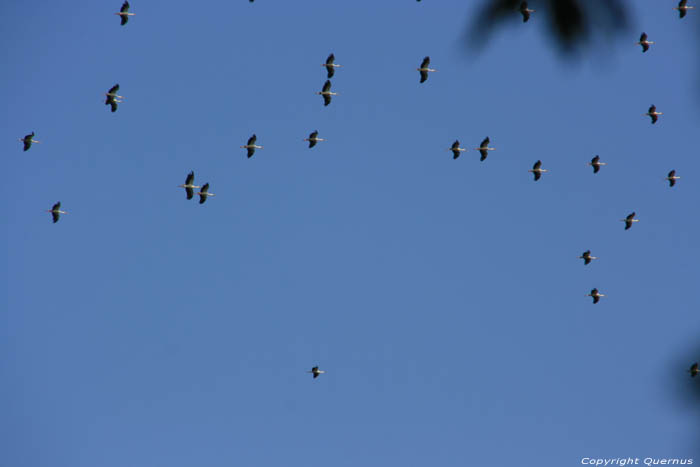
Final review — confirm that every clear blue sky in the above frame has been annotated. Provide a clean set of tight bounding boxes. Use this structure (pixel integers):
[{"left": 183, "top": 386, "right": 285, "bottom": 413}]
[{"left": 3, "top": 1, "right": 699, "bottom": 466}]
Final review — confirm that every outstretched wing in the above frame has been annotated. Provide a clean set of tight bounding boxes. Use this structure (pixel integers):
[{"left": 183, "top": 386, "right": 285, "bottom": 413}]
[
  {"left": 185, "top": 187, "right": 194, "bottom": 200},
  {"left": 185, "top": 171, "right": 195, "bottom": 185},
  {"left": 480, "top": 149, "right": 488, "bottom": 161},
  {"left": 110, "top": 100, "right": 118, "bottom": 112},
  {"left": 326, "top": 66, "right": 335, "bottom": 79},
  {"left": 323, "top": 93, "right": 331, "bottom": 106},
  {"left": 533, "top": 160, "right": 542, "bottom": 170},
  {"left": 533, "top": 171, "right": 541, "bottom": 181},
  {"left": 420, "top": 56, "right": 430, "bottom": 69},
  {"left": 248, "top": 134, "right": 257, "bottom": 146},
  {"left": 480, "top": 137, "right": 489, "bottom": 147},
  {"left": 247, "top": 147, "right": 255, "bottom": 158},
  {"left": 121, "top": 1, "right": 130, "bottom": 13},
  {"left": 593, "top": 164, "right": 600, "bottom": 173},
  {"left": 108, "top": 84, "right": 120, "bottom": 94},
  {"left": 419, "top": 70, "right": 428, "bottom": 83}
]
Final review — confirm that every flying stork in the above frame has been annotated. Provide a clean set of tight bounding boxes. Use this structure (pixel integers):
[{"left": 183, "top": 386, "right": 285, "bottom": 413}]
[
  {"left": 644, "top": 105, "right": 662, "bottom": 124},
  {"left": 19, "top": 131, "right": 40, "bottom": 151},
  {"left": 303, "top": 131, "right": 325, "bottom": 148},
  {"left": 528, "top": 160, "right": 548, "bottom": 181},
  {"left": 665, "top": 170, "right": 680, "bottom": 187},
  {"left": 586, "top": 288, "right": 605, "bottom": 304},
  {"left": 449, "top": 140, "right": 466, "bottom": 159},
  {"left": 674, "top": 0, "right": 695, "bottom": 18},
  {"left": 588, "top": 155, "right": 606, "bottom": 173},
  {"left": 115, "top": 1, "right": 134, "bottom": 25},
  {"left": 197, "top": 183, "right": 215, "bottom": 204},
  {"left": 241, "top": 134, "right": 263, "bottom": 158},
  {"left": 475, "top": 137, "right": 495, "bottom": 161},
  {"left": 322, "top": 54, "right": 342, "bottom": 79},
  {"left": 417, "top": 56, "right": 437, "bottom": 83},
  {"left": 637, "top": 32, "right": 654, "bottom": 52},
  {"left": 308, "top": 366, "right": 325, "bottom": 379},
  {"left": 317, "top": 80, "right": 338, "bottom": 106},
  {"left": 621, "top": 212, "right": 639, "bottom": 230},
  {"left": 105, "top": 84, "right": 124, "bottom": 113},
  {"left": 178, "top": 171, "right": 200, "bottom": 200},
  {"left": 519, "top": 1, "right": 535, "bottom": 22},
  {"left": 46, "top": 201, "right": 68, "bottom": 223},
  {"left": 579, "top": 250, "right": 598, "bottom": 265},
  {"left": 690, "top": 362, "right": 699, "bottom": 377}
]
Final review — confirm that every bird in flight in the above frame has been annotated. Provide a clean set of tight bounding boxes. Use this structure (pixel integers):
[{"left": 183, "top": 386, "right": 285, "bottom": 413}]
[
  {"left": 475, "top": 137, "right": 495, "bottom": 161},
  {"left": 579, "top": 250, "right": 598, "bottom": 265},
  {"left": 644, "top": 105, "right": 662, "bottom": 124},
  {"left": 449, "top": 140, "right": 466, "bottom": 159},
  {"left": 115, "top": 1, "right": 135, "bottom": 25},
  {"left": 19, "top": 131, "right": 40, "bottom": 151},
  {"left": 322, "top": 54, "right": 342, "bottom": 79},
  {"left": 241, "top": 134, "right": 263, "bottom": 158},
  {"left": 674, "top": 0, "right": 695, "bottom": 18},
  {"left": 317, "top": 80, "right": 338, "bottom": 106},
  {"left": 588, "top": 155, "right": 606, "bottom": 173},
  {"left": 417, "top": 56, "right": 437, "bottom": 83},
  {"left": 46, "top": 201, "right": 68, "bottom": 223},
  {"left": 308, "top": 366, "right": 325, "bottom": 379},
  {"left": 196, "top": 183, "right": 215, "bottom": 204},
  {"left": 665, "top": 170, "right": 680, "bottom": 187},
  {"left": 621, "top": 212, "right": 639, "bottom": 230},
  {"left": 690, "top": 362, "right": 699, "bottom": 378},
  {"left": 528, "top": 160, "right": 548, "bottom": 181},
  {"left": 586, "top": 288, "right": 605, "bottom": 304},
  {"left": 519, "top": 1, "right": 535, "bottom": 22},
  {"left": 637, "top": 32, "right": 654, "bottom": 52},
  {"left": 179, "top": 171, "right": 200, "bottom": 200},
  {"left": 105, "top": 84, "right": 124, "bottom": 113},
  {"left": 303, "top": 130, "right": 325, "bottom": 148}
]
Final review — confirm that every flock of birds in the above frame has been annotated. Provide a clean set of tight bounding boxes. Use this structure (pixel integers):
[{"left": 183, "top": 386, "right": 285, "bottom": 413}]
[{"left": 18, "top": 1, "right": 698, "bottom": 381}]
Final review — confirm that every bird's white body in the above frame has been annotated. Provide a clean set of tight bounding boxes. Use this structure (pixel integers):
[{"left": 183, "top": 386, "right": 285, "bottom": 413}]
[
  {"left": 241, "top": 144, "right": 263, "bottom": 149},
  {"left": 304, "top": 137, "right": 325, "bottom": 143},
  {"left": 19, "top": 137, "right": 40, "bottom": 144}
]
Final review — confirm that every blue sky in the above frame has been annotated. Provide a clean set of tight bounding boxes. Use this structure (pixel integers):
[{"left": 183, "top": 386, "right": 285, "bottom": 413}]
[{"left": 3, "top": 1, "right": 699, "bottom": 466}]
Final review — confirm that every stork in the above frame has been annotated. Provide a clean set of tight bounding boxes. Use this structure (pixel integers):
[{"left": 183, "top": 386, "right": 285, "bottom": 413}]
[
  {"left": 449, "top": 140, "right": 466, "bottom": 159},
  {"left": 690, "top": 362, "right": 699, "bottom": 378},
  {"left": 46, "top": 201, "right": 68, "bottom": 223},
  {"left": 637, "top": 32, "right": 654, "bottom": 52},
  {"left": 197, "top": 183, "right": 215, "bottom": 204},
  {"left": 417, "top": 56, "right": 437, "bottom": 83},
  {"left": 586, "top": 288, "right": 605, "bottom": 304},
  {"left": 105, "top": 84, "right": 124, "bottom": 113},
  {"left": 115, "top": 1, "right": 134, "bottom": 25},
  {"left": 303, "top": 130, "right": 325, "bottom": 148},
  {"left": 317, "top": 80, "right": 338, "bottom": 106},
  {"left": 519, "top": 1, "right": 535, "bottom": 22},
  {"left": 644, "top": 105, "right": 662, "bottom": 124},
  {"left": 621, "top": 212, "right": 639, "bottom": 230},
  {"left": 528, "top": 160, "right": 548, "bottom": 181},
  {"left": 307, "top": 366, "right": 325, "bottom": 379},
  {"left": 19, "top": 131, "right": 40, "bottom": 151},
  {"left": 178, "top": 171, "right": 200, "bottom": 200},
  {"left": 579, "top": 250, "right": 598, "bottom": 265},
  {"left": 588, "top": 155, "right": 606, "bottom": 173},
  {"left": 674, "top": 0, "right": 695, "bottom": 18},
  {"left": 241, "top": 134, "right": 263, "bottom": 158},
  {"left": 322, "top": 54, "right": 342, "bottom": 79},
  {"left": 665, "top": 170, "right": 680, "bottom": 187},
  {"left": 475, "top": 137, "right": 495, "bottom": 161}
]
